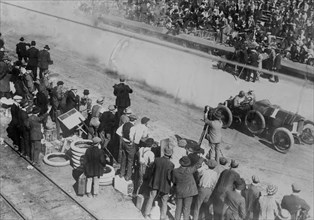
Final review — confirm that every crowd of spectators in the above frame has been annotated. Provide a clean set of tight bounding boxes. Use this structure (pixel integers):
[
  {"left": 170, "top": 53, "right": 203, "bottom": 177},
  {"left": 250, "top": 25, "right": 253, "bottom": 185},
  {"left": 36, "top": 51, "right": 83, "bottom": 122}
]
[{"left": 90, "top": 0, "right": 314, "bottom": 66}]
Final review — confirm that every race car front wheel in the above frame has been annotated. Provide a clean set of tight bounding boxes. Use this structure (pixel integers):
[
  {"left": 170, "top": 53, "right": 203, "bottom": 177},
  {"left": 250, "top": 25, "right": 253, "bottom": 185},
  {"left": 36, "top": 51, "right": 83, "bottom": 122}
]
[
  {"left": 245, "top": 110, "right": 266, "bottom": 134},
  {"left": 272, "top": 127, "right": 294, "bottom": 154}
]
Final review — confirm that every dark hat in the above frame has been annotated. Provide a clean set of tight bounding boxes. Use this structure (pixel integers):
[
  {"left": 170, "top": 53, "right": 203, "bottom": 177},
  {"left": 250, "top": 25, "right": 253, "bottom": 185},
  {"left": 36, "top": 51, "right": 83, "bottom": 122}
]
[
  {"left": 178, "top": 139, "right": 187, "bottom": 148},
  {"left": 252, "top": 175, "right": 260, "bottom": 184},
  {"left": 230, "top": 159, "right": 239, "bottom": 168},
  {"left": 44, "top": 45, "right": 50, "bottom": 50},
  {"left": 145, "top": 138, "right": 155, "bottom": 148},
  {"left": 20, "top": 37, "right": 24, "bottom": 41},
  {"left": 119, "top": 77, "right": 125, "bottom": 82},
  {"left": 266, "top": 184, "right": 278, "bottom": 195},
  {"left": 141, "top": 117, "right": 150, "bottom": 124},
  {"left": 292, "top": 183, "right": 301, "bottom": 193},
  {"left": 234, "top": 178, "right": 246, "bottom": 190},
  {"left": 219, "top": 157, "right": 228, "bottom": 165},
  {"left": 164, "top": 146, "right": 173, "bottom": 157},
  {"left": 32, "top": 106, "right": 41, "bottom": 114},
  {"left": 31, "top": 41, "right": 36, "bottom": 46},
  {"left": 57, "top": 81, "right": 64, "bottom": 86},
  {"left": 83, "top": 89, "right": 89, "bottom": 95},
  {"left": 128, "top": 114, "right": 138, "bottom": 121},
  {"left": 14, "top": 60, "right": 23, "bottom": 67},
  {"left": 206, "top": 159, "right": 217, "bottom": 169},
  {"left": 92, "top": 137, "right": 102, "bottom": 144},
  {"left": 239, "top": 90, "right": 245, "bottom": 97},
  {"left": 179, "top": 156, "right": 191, "bottom": 167},
  {"left": 108, "top": 105, "right": 116, "bottom": 111}
]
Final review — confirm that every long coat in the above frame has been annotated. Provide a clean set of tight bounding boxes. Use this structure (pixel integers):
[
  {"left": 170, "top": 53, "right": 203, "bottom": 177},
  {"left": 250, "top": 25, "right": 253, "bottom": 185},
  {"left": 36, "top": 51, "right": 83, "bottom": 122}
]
[
  {"left": 38, "top": 50, "right": 52, "bottom": 69},
  {"left": 98, "top": 111, "right": 116, "bottom": 134},
  {"left": 84, "top": 146, "right": 107, "bottom": 178},
  {"left": 113, "top": 83, "right": 133, "bottom": 108},
  {"left": 172, "top": 161, "right": 201, "bottom": 199},
  {"left": 28, "top": 114, "right": 47, "bottom": 141},
  {"left": 27, "top": 47, "right": 39, "bottom": 67},
  {"left": 149, "top": 156, "right": 174, "bottom": 194},
  {"left": 281, "top": 194, "right": 310, "bottom": 218},
  {"left": 212, "top": 168, "right": 241, "bottom": 201},
  {"left": 16, "top": 42, "right": 29, "bottom": 57}
]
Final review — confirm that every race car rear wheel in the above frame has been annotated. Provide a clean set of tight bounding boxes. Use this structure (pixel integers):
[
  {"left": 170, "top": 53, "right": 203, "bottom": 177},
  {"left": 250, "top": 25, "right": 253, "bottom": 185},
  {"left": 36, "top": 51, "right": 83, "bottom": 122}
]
[
  {"left": 216, "top": 105, "right": 233, "bottom": 128},
  {"left": 300, "top": 121, "right": 314, "bottom": 145},
  {"left": 272, "top": 127, "right": 294, "bottom": 154},
  {"left": 245, "top": 110, "right": 266, "bottom": 134}
]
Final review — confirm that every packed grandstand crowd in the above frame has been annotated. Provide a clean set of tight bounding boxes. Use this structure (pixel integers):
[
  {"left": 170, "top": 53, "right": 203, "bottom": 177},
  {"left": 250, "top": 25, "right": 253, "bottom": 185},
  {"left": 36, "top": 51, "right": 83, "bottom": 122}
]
[
  {"left": 81, "top": 0, "right": 314, "bottom": 66},
  {"left": 0, "top": 34, "right": 312, "bottom": 220}
]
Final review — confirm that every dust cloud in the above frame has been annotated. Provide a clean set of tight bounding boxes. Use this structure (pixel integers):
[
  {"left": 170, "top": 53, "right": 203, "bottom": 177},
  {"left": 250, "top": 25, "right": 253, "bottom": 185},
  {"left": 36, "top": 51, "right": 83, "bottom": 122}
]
[{"left": 1, "top": 1, "right": 313, "bottom": 120}]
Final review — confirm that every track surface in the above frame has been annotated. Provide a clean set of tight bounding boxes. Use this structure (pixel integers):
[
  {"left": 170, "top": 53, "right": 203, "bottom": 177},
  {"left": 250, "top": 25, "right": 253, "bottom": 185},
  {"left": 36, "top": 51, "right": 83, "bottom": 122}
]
[{"left": 0, "top": 144, "right": 96, "bottom": 220}]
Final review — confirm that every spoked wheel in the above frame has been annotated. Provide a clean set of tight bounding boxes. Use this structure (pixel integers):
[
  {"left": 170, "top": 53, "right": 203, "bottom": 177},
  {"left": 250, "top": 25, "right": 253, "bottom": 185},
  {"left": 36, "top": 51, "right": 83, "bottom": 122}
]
[
  {"left": 300, "top": 121, "right": 314, "bottom": 145},
  {"left": 272, "top": 127, "right": 294, "bottom": 153},
  {"left": 216, "top": 105, "right": 233, "bottom": 128},
  {"left": 245, "top": 110, "right": 266, "bottom": 134}
]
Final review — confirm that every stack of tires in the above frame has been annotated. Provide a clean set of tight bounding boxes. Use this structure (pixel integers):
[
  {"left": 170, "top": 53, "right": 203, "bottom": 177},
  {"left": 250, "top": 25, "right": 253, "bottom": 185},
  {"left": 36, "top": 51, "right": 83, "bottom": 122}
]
[{"left": 70, "top": 139, "right": 93, "bottom": 170}]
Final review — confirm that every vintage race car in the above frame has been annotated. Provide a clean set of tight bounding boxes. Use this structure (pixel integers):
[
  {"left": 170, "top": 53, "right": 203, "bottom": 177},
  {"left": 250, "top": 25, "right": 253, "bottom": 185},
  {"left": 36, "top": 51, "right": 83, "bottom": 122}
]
[{"left": 214, "top": 98, "right": 314, "bottom": 153}]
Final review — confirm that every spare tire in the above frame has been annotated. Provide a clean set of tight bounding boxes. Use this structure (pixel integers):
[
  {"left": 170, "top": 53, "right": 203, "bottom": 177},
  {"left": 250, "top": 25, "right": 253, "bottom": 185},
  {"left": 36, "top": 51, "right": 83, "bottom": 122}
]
[
  {"left": 300, "top": 120, "right": 314, "bottom": 145},
  {"left": 99, "top": 165, "right": 115, "bottom": 186},
  {"left": 43, "top": 152, "right": 70, "bottom": 167},
  {"left": 70, "top": 140, "right": 93, "bottom": 154},
  {"left": 245, "top": 110, "right": 266, "bottom": 134},
  {"left": 216, "top": 105, "right": 233, "bottom": 128},
  {"left": 272, "top": 127, "right": 294, "bottom": 154}
]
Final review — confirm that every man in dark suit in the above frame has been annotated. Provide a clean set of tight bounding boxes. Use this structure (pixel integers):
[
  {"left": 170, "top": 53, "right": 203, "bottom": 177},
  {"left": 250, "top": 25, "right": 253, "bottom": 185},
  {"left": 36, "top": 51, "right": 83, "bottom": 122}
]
[
  {"left": 224, "top": 178, "right": 246, "bottom": 220},
  {"left": 28, "top": 106, "right": 50, "bottom": 165},
  {"left": 281, "top": 183, "right": 310, "bottom": 220},
  {"left": 113, "top": 78, "right": 133, "bottom": 119},
  {"left": 242, "top": 175, "right": 262, "bottom": 220},
  {"left": 38, "top": 45, "right": 53, "bottom": 79},
  {"left": 26, "top": 40, "right": 39, "bottom": 80},
  {"left": 19, "top": 101, "right": 31, "bottom": 159},
  {"left": 144, "top": 147, "right": 174, "bottom": 220},
  {"left": 8, "top": 96, "right": 23, "bottom": 150},
  {"left": 65, "top": 87, "right": 79, "bottom": 113},
  {"left": 33, "top": 84, "right": 49, "bottom": 129},
  {"left": 212, "top": 159, "right": 241, "bottom": 220},
  {"left": 16, "top": 37, "right": 29, "bottom": 62},
  {"left": 172, "top": 156, "right": 203, "bottom": 220},
  {"left": 98, "top": 105, "right": 117, "bottom": 150}
]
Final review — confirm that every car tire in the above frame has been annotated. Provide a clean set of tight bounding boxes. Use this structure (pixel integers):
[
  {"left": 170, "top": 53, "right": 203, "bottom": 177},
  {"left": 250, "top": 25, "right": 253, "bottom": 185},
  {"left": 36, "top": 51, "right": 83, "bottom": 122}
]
[
  {"left": 272, "top": 127, "right": 294, "bottom": 154},
  {"left": 99, "top": 165, "right": 115, "bottom": 186},
  {"left": 72, "top": 154, "right": 84, "bottom": 161},
  {"left": 43, "top": 152, "right": 71, "bottom": 167},
  {"left": 70, "top": 140, "right": 93, "bottom": 154},
  {"left": 71, "top": 149, "right": 84, "bottom": 157},
  {"left": 245, "top": 110, "right": 266, "bottom": 134},
  {"left": 300, "top": 120, "right": 314, "bottom": 145},
  {"left": 216, "top": 105, "right": 233, "bottom": 128}
]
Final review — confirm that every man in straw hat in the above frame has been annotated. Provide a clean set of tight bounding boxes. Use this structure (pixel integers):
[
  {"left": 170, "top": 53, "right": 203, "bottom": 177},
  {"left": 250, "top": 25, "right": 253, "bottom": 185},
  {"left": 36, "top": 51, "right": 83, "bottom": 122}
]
[
  {"left": 84, "top": 137, "right": 107, "bottom": 198},
  {"left": 258, "top": 184, "right": 280, "bottom": 220},
  {"left": 172, "top": 156, "right": 204, "bottom": 220},
  {"left": 281, "top": 183, "right": 310, "bottom": 220},
  {"left": 212, "top": 159, "right": 241, "bottom": 220},
  {"left": 144, "top": 146, "right": 174, "bottom": 220},
  {"left": 204, "top": 106, "right": 223, "bottom": 163}
]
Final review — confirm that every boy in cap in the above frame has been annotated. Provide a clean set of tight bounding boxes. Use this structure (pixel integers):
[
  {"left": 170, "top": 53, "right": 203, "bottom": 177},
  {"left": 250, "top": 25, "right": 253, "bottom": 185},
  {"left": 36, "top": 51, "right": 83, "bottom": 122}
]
[
  {"left": 38, "top": 45, "right": 53, "bottom": 79},
  {"left": 84, "top": 137, "right": 107, "bottom": 198},
  {"left": 193, "top": 159, "right": 218, "bottom": 220},
  {"left": 281, "top": 184, "right": 310, "bottom": 220},
  {"left": 144, "top": 146, "right": 174, "bottom": 220}
]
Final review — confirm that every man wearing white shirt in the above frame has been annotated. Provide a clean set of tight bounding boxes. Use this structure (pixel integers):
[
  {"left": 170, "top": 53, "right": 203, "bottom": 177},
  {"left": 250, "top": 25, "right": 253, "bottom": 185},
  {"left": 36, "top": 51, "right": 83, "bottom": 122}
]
[{"left": 129, "top": 116, "right": 150, "bottom": 149}]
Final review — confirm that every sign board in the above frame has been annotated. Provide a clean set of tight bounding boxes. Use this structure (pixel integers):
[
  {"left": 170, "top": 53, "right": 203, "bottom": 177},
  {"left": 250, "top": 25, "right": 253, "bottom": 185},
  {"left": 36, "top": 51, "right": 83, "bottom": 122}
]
[{"left": 57, "top": 108, "right": 85, "bottom": 130}]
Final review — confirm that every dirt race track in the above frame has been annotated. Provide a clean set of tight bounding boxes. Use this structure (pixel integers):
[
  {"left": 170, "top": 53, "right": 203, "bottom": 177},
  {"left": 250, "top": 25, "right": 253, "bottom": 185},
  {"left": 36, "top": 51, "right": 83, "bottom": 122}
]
[{"left": 1, "top": 2, "right": 314, "bottom": 219}]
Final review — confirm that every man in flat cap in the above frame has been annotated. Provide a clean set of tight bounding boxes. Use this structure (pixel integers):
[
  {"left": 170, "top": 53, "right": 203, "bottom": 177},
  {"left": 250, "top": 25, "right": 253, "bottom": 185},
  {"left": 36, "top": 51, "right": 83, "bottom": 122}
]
[
  {"left": 16, "top": 37, "right": 29, "bottom": 62},
  {"left": 38, "top": 45, "right": 53, "bottom": 79},
  {"left": 212, "top": 159, "right": 241, "bottom": 220},
  {"left": 242, "top": 175, "right": 262, "bottom": 220},
  {"left": 26, "top": 40, "right": 39, "bottom": 80},
  {"left": 193, "top": 159, "right": 218, "bottom": 220},
  {"left": 113, "top": 77, "right": 133, "bottom": 119},
  {"left": 281, "top": 184, "right": 310, "bottom": 220}
]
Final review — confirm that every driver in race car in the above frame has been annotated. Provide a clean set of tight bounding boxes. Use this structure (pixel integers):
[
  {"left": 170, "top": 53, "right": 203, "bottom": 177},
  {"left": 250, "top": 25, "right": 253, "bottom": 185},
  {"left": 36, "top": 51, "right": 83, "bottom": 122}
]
[{"left": 233, "top": 90, "right": 253, "bottom": 116}]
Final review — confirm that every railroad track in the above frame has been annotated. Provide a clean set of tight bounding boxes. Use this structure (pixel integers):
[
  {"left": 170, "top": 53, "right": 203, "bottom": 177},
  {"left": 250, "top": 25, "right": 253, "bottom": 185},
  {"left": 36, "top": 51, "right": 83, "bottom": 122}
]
[{"left": 0, "top": 140, "right": 99, "bottom": 220}]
